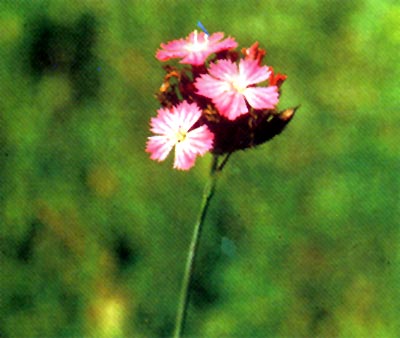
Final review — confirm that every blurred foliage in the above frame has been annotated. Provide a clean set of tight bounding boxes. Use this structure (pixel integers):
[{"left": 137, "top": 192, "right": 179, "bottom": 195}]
[{"left": 0, "top": 0, "right": 399, "bottom": 337}]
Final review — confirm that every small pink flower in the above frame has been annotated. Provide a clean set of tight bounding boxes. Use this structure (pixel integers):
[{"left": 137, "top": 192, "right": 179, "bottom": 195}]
[
  {"left": 194, "top": 59, "right": 279, "bottom": 120},
  {"left": 146, "top": 101, "right": 214, "bottom": 170},
  {"left": 156, "top": 30, "right": 237, "bottom": 66}
]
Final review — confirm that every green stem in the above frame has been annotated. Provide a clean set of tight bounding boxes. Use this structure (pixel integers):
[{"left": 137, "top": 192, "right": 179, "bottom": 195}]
[{"left": 173, "top": 154, "right": 221, "bottom": 338}]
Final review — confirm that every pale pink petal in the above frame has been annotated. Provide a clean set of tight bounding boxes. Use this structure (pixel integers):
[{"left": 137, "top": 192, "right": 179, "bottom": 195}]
[
  {"left": 173, "top": 124, "right": 214, "bottom": 170},
  {"left": 185, "top": 126, "right": 214, "bottom": 155},
  {"left": 181, "top": 51, "right": 210, "bottom": 66},
  {"left": 150, "top": 108, "right": 178, "bottom": 134},
  {"left": 160, "top": 39, "right": 186, "bottom": 50},
  {"left": 213, "top": 92, "right": 248, "bottom": 120},
  {"left": 239, "top": 59, "right": 270, "bottom": 86},
  {"left": 146, "top": 136, "right": 175, "bottom": 161},
  {"left": 156, "top": 49, "right": 186, "bottom": 61},
  {"left": 210, "top": 37, "right": 238, "bottom": 53},
  {"left": 206, "top": 32, "right": 224, "bottom": 43},
  {"left": 174, "top": 144, "right": 197, "bottom": 170},
  {"left": 226, "top": 93, "right": 249, "bottom": 119},
  {"left": 244, "top": 86, "right": 279, "bottom": 110},
  {"left": 156, "top": 39, "right": 188, "bottom": 61},
  {"left": 175, "top": 101, "right": 202, "bottom": 129},
  {"left": 195, "top": 74, "right": 231, "bottom": 98},
  {"left": 208, "top": 59, "right": 238, "bottom": 82}
]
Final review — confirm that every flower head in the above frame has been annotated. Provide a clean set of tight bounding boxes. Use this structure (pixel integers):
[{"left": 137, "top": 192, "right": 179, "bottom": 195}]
[
  {"left": 156, "top": 30, "right": 237, "bottom": 66},
  {"left": 194, "top": 59, "right": 279, "bottom": 120},
  {"left": 146, "top": 101, "right": 214, "bottom": 170}
]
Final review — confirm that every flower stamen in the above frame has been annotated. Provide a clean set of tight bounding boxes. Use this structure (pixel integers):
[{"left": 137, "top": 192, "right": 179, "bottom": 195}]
[
  {"left": 186, "top": 30, "right": 208, "bottom": 52},
  {"left": 175, "top": 127, "right": 187, "bottom": 143},
  {"left": 231, "top": 78, "right": 246, "bottom": 93}
]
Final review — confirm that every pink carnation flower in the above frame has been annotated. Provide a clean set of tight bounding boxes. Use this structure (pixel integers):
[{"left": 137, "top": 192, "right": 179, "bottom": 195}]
[
  {"left": 156, "top": 30, "right": 237, "bottom": 66},
  {"left": 146, "top": 101, "right": 214, "bottom": 170},
  {"left": 194, "top": 59, "right": 279, "bottom": 120}
]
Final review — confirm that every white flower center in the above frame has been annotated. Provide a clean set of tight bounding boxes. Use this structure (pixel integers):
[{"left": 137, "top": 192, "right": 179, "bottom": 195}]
[
  {"left": 231, "top": 77, "right": 247, "bottom": 93},
  {"left": 186, "top": 30, "right": 209, "bottom": 52},
  {"left": 175, "top": 127, "right": 187, "bottom": 143}
]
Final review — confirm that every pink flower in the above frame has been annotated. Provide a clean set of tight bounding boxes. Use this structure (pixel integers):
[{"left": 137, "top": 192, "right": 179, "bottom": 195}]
[
  {"left": 194, "top": 59, "right": 279, "bottom": 120},
  {"left": 146, "top": 101, "right": 214, "bottom": 170},
  {"left": 156, "top": 30, "right": 237, "bottom": 66}
]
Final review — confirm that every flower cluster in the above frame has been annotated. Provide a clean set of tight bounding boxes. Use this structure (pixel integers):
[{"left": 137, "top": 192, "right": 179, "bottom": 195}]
[{"left": 146, "top": 27, "right": 297, "bottom": 170}]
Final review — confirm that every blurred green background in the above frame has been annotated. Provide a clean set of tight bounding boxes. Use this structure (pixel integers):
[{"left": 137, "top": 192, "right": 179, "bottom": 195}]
[{"left": 0, "top": 0, "right": 399, "bottom": 337}]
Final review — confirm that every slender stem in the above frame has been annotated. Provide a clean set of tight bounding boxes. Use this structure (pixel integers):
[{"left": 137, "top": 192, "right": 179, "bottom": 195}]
[
  {"left": 218, "top": 152, "right": 232, "bottom": 172},
  {"left": 173, "top": 155, "right": 221, "bottom": 338}
]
